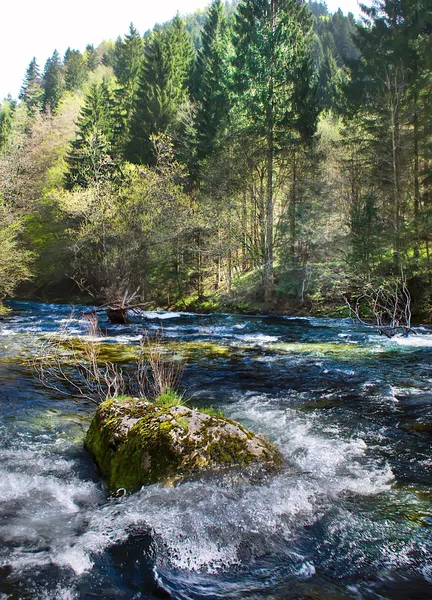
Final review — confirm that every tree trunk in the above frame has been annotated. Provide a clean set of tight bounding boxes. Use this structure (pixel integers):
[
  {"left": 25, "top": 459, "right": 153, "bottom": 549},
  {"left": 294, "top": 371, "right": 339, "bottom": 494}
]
[
  {"left": 290, "top": 148, "right": 297, "bottom": 265},
  {"left": 264, "top": 0, "right": 276, "bottom": 311},
  {"left": 390, "top": 68, "right": 402, "bottom": 261}
]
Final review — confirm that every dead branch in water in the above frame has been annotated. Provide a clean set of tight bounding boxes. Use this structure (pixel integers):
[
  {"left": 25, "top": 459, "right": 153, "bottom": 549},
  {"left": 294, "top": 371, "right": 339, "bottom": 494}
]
[{"left": 343, "top": 274, "right": 416, "bottom": 338}]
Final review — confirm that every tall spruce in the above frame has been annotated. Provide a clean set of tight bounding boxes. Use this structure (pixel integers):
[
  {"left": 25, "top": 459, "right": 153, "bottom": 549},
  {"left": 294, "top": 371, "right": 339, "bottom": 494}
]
[
  {"left": 350, "top": 0, "right": 429, "bottom": 263},
  {"left": 42, "top": 50, "right": 64, "bottom": 113},
  {"left": 64, "top": 48, "right": 88, "bottom": 91},
  {"left": 65, "top": 81, "right": 119, "bottom": 188},
  {"left": 194, "top": 0, "right": 232, "bottom": 173},
  {"left": 127, "top": 16, "right": 195, "bottom": 163},
  {"left": 113, "top": 23, "right": 145, "bottom": 149},
  {"left": 232, "top": 0, "right": 318, "bottom": 306},
  {"left": 85, "top": 44, "right": 100, "bottom": 71},
  {"left": 19, "top": 57, "right": 44, "bottom": 114}
]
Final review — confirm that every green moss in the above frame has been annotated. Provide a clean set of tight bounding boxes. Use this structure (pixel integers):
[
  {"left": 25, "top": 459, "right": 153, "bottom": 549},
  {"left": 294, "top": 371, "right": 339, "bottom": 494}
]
[
  {"left": 207, "top": 434, "right": 253, "bottom": 466},
  {"left": 85, "top": 397, "right": 283, "bottom": 494},
  {"left": 0, "top": 304, "right": 11, "bottom": 316},
  {"left": 109, "top": 415, "right": 179, "bottom": 491},
  {"left": 175, "top": 416, "right": 189, "bottom": 431},
  {"left": 272, "top": 341, "right": 374, "bottom": 358},
  {"left": 60, "top": 338, "right": 139, "bottom": 363},
  {"left": 199, "top": 406, "right": 225, "bottom": 418}
]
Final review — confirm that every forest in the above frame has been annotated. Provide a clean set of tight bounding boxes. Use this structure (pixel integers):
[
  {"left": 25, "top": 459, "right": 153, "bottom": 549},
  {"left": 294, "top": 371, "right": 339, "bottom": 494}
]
[{"left": 0, "top": 0, "right": 431, "bottom": 319}]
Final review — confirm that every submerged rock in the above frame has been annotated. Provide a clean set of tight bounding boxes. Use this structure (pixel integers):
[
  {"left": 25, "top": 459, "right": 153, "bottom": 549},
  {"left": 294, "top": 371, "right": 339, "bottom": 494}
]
[{"left": 85, "top": 397, "right": 283, "bottom": 493}]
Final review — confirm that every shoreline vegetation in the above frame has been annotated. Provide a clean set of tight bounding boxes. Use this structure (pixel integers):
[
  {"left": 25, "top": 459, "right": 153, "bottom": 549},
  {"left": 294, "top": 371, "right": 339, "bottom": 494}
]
[{"left": 1, "top": 0, "right": 431, "bottom": 323}]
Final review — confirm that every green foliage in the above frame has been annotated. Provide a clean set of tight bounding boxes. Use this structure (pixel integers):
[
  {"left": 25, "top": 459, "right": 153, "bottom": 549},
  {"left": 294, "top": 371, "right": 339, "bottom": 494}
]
[
  {"left": 193, "top": 0, "right": 232, "bottom": 174},
  {"left": 19, "top": 57, "right": 44, "bottom": 115},
  {"left": 64, "top": 48, "right": 88, "bottom": 91},
  {"left": 126, "top": 15, "right": 195, "bottom": 163},
  {"left": 0, "top": 204, "right": 33, "bottom": 302},
  {"left": 85, "top": 44, "right": 99, "bottom": 71},
  {"left": 1, "top": 0, "right": 431, "bottom": 317},
  {"left": 0, "top": 99, "right": 15, "bottom": 150},
  {"left": 65, "top": 81, "right": 121, "bottom": 188},
  {"left": 232, "top": 0, "right": 317, "bottom": 145},
  {"left": 199, "top": 406, "right": 225, "bottom": 417},
  {"left": 42, "top": 50, "right": 65, "bottom": 113}
]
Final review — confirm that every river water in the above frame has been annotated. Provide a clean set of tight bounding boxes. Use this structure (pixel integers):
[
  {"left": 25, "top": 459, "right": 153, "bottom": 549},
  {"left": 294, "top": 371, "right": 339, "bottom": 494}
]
[{"left": 0, "top": 301, "right": 431, "bottom": 599}]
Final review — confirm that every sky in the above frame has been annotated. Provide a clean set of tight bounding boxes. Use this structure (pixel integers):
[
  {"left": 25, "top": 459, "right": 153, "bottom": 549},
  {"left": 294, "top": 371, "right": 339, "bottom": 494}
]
[{"left": 0, "top": 0, "right": 361, "bottom": 101}]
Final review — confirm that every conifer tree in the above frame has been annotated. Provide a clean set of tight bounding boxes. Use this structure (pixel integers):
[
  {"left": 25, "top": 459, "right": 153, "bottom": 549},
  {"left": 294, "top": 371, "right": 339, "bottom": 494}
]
[
  {"left": 193, "top": 0, "right": 232, "bottom": 173},
  {"left": 113, "top": 22, "right": 145, "bottom": 146},
  {"left": 127, "top": 16, "right": 195, "bottom": 163},
  {"left": 19, "top": 57, "right": 44, "bottom": 114},
  {"left": 42, "top": 50, "right": 65, "bottom": 113},
  {"left": 64, "top": 48, "right": 88, "bottom": 91},
  {"left": 232, "top": 0, "right": 318, "bottom": 306},
  {"left": 114, "top": 23, "right": 143, "bottom": 88},
  {"left": 65, "top": 81, "right": 119, "bottom": 188},
  {"left": 85, "top": 44, "right": 99, "bottom": 71}
]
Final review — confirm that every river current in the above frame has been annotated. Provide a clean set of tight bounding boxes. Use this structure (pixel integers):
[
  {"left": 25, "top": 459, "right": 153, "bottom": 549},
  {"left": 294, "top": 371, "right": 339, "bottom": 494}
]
[{"left": 0, "top": 301, "right": 431, "bottom": 599}]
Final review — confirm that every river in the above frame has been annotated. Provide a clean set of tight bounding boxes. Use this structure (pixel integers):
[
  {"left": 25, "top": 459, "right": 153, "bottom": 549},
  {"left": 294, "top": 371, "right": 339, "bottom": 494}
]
[{"left": 0, "top": 301, "right": 431, "bottom": 599}]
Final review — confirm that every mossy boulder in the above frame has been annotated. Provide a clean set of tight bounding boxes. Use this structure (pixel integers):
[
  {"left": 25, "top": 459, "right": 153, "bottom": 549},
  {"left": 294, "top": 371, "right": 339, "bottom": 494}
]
[{"left": 85, "top": 397, "right": 283, "bottom": 493}]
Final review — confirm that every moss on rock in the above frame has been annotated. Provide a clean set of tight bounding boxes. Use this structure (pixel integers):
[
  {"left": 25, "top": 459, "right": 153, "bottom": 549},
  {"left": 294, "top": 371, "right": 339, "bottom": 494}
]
[{"left": 85, "top": 397, "right": 283, "bottom": 493}]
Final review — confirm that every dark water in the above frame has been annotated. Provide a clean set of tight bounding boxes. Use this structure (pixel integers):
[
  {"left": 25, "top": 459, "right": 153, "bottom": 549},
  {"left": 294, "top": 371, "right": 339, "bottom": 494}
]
[{"left": 0, "top": 302, "right": 431, "bottom": 600}]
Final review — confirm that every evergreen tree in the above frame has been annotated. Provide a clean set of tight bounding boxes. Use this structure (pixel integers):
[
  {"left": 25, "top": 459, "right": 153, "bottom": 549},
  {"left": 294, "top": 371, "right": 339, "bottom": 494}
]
[
  {"left": 193, "top": 0, "right": 232, "bottom": 172},
  {"left": 113, "top": 23, "right": 145, "bottom": 139},
  {"left": 349, "top": 0, "right": 430, "bottom": 262},
  {"left": 64, "top": 48, "right": 88, "bottom": 91},
  {"left": 232, "top": 0, "right": 318, "bottom": 306},
  {"left": 42, "top": 50, "right": 65, "bottom": 113},
  {"left": 65, "top": 81, "right": 119, "bottom": 188},
  {"left": 19, "top": 57, "right": 44, "bottom": 114},
  {"left": 127, "top": 16, "right": 195, "bottom": 163},
  {"left": 113, "top": 23, "right": 143, "bottom": 87},
  {"left": 85, "top": 44, "right": 99, "bottom": 71}
]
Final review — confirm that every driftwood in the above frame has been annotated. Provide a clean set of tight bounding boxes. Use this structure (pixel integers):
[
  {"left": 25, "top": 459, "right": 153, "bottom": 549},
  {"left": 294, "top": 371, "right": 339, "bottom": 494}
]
[{"left": 70, "top": 276, "right": 152, "bottom": 324}]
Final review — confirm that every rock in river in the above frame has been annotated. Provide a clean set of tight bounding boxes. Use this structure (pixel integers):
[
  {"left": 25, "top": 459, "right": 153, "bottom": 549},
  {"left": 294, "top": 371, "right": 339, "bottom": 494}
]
[{"left": 85, "top": 397, "right": 283, "bottom": 493}]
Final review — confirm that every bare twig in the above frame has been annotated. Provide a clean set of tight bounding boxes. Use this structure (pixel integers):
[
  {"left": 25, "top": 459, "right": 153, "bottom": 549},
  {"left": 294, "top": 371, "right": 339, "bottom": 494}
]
[
  {"left": 343, "top": 272, "right": 415, "bottom": 337},
  {"left": 31, "top": 314, "right": 184, "bottom": 403}
]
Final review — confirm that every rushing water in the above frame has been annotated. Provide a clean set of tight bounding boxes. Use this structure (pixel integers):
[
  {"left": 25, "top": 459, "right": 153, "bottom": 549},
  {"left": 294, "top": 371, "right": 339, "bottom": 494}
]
[{"left": 0, "top": 301, "right": 431, "bottom": 599}]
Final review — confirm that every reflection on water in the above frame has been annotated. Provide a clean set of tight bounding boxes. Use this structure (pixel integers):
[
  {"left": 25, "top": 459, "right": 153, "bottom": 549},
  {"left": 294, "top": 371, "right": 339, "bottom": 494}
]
[{"left": 0, "top": 301, "right": 431, "bottom": 599}]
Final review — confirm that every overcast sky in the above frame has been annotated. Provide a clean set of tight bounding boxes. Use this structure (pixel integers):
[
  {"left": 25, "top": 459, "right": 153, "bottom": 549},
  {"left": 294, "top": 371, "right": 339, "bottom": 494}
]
[{"left": 0, "top": 0, "right": 361, "bottom": 101}]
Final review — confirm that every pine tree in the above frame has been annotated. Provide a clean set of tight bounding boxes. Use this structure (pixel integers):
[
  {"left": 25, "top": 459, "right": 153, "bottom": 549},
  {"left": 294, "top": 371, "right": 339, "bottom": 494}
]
[
  {"left": 193, "top": 0, "right": 232, "bottom": 173},
  {"left": 42, "top": 50, "right": 65, "bottom": 113},
  {"left": 19, "top": 57, "right": 44, "bottom": 114},
  {"left": 127, "top": 16, "right": 195, "bottom": 163},
  {"left": 114, "top": 23, "right": 143, "bottom": 87},
  {"left": 350, "top": 0, "right": 425, "bottom": 262},
  {"left": 232, "top": 0, "right": 318, "bottom": 306},
  {"left": 85, "top": 44, "right": 99, "bottom": 71},
  {"left": 113, "top": 22, "right": 145, "bottom": 146},
  {"left": 64, "top": 48, "right": 88, "bottom": 91},
  {"left": 65, "top": 81, "right": 119, "bottom": 188}
]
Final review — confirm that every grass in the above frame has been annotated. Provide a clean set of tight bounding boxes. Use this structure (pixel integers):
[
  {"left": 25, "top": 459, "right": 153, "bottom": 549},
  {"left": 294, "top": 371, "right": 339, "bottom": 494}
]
[{"left": 154, "top": 390, "right": 185, "bottom": 408}]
